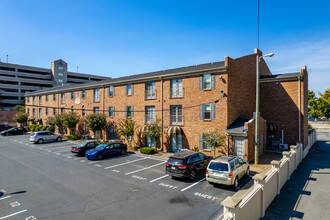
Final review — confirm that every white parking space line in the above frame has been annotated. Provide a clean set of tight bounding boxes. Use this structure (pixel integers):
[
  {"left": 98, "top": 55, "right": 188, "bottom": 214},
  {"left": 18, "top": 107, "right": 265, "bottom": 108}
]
[
  {"left": 150, "top": 174, "right": 169, "bottom": 183},
  {"left": 132, "top": 154, "right": 167, "bottom": 162},
  {"left": 125, "top": 162, "right": 165, "bottom": 175},
  {"left": 94, "top": 164, "right": 101, "bottom": 167},
  {"left": 88, "top": 161, "right": 100, "bottom": 164},
  {"left": 0, "top": 209, "right": 27, "bottom": 219},
  {"left": 52, "top": 149, "right": 71, "bottom": 153},
  {"left": 0, "top": 195, "right": 11, "bottom": 201},
  {"left": 74, "top": 158, "right": 85, "bottom": 160},
  {"left": 46, "top": 146, "right": 70, "bottom": 150},
  {"left": 62, "top": 153, "right": 73, "bottom": 156},
  {"left": 180, "top": 178, "right": 206, "bottom": 192},
  {"left": 104, "top": 157, "right": 149, "bottom": 169}
]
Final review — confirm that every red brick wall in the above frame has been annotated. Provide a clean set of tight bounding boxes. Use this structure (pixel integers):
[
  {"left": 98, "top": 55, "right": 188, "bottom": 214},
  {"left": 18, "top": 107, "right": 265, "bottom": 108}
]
[
  {"left": 226, "top": 50, "right": 272, "bottom": 127},
  {"left": 260, "top": 67, "right": 308, "bottom": 148}
]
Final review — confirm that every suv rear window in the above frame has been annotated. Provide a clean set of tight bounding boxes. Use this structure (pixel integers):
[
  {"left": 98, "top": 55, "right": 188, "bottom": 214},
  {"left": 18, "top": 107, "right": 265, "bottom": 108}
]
[
  {"left": 208, "top": 162, "right": 229, "bottom": 171},
  {"left": 167, "top": 157, "right": 185, "bottom": 165}
]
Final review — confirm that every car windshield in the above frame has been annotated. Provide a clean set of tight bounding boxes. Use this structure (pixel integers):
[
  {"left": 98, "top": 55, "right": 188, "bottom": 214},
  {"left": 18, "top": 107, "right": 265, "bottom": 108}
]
[
  {"left": 167, "top": 157, "right": 185, "bottom": 165},
  {"left": 31, "top": 132, "right": 37, "bottom": 136},
  {"left": 208, "top": 162, "right": 229, "bottom": 171},
  {"left": 95, "top": 144, "right": 108, "bottom": 150},
  {"left": 77, "top": 142, "right": 88, "bottom": 147}
]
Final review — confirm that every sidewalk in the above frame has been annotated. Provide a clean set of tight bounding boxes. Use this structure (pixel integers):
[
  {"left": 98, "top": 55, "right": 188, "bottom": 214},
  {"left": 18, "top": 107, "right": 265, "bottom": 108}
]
[{"left": 262, "top": 134, "right": 330, "bottom": 219}]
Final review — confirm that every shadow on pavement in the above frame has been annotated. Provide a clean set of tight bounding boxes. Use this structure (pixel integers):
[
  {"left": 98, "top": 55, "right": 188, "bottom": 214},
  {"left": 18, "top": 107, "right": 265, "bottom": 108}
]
[{"left": 262, "top": 139, "right": 330, "bottom": 220}]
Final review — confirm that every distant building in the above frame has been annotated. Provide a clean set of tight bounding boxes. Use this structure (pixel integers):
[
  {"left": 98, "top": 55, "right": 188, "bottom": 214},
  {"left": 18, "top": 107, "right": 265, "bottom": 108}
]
[{"left": 0, "top": 59, "right": 110, "bottom": 110}]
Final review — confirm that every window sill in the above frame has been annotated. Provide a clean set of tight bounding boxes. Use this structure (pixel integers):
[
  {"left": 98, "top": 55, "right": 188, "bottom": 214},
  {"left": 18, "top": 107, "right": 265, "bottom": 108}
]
[
  {"left": 202, "top": 89, "right": 212, "bottom": 91},
  {"left": 203, "top": 119, "right": 212, "bottom": 122},
  {"left": 169, "top": 96, "right": 184, "bottom": 99}
]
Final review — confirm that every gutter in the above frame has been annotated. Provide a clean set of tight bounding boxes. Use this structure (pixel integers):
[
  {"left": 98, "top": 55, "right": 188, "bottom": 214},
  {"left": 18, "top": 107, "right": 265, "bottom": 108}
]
[
  {"left": 25, "top": 66, "right": 227, "bottom": 96},
  {"left": 260, "top": 73, "right": 303, "bottom": 83}
]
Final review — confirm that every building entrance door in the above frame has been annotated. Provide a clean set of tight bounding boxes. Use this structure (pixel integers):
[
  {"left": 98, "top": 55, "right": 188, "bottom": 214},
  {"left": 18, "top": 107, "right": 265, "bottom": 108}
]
[
  {"left": 170, "top": 134, "right": 182, "bottom": 153},
  {"left": 234, "top": 137, "right": 245, "bottom": 159}
]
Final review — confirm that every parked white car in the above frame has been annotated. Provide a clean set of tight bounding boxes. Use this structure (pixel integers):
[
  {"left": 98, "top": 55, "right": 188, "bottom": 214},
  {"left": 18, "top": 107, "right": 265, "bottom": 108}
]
[{"left": 30, "top": 131, "right": 62, "bottom": 144}]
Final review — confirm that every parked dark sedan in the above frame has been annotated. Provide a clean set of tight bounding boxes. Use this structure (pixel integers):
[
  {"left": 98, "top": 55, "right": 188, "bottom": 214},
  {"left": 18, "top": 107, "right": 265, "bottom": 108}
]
[
  {"left": 165, "top": 151, "right": 213, "bottom": 180},
  {"left": 0, "top": 127, "right": 27, "bottom": 136},
  {"left": 71, "top": 140, "right": 100, "bottom": 156},
  {"left": 0, "top": 124, "right": 12, "bottom": 132},
  {"left": 85, "top": 140, "right": 127, "bottom": 160}
]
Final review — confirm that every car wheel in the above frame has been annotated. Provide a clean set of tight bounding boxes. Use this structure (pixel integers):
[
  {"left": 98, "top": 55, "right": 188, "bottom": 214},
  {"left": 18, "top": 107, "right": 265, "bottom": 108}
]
[
  {"left": 38, "top": 139, "right": 44, "bottom": 144},
  {"left": 233, "top": 177, "right": 239, "bottom": 189},
  {"left": 96, "top": 154, "right": 103, "bottom": 160},
  {"left": 121, "top": 149, "right": 126, "bottom": 155},
  {"left": 56, "top": 137, "right": 62, "bottom": 142},
  {"left": 189, "top": 170, "right": 196, "bottom": 180},
  {"left": 246, "top": 167, "right": 250, "bottom": 176}
]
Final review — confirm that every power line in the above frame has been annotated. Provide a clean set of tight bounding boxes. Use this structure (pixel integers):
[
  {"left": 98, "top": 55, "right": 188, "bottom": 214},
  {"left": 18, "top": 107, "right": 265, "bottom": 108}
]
[{"left": 25, "top": 99, "right": 220, "bottom": 113}]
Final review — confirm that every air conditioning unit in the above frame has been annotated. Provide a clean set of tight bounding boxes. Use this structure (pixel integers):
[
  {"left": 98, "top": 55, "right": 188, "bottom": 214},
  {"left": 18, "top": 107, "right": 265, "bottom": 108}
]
[{"left": 279, "top": 144, "right": 288, "bottom": 150}]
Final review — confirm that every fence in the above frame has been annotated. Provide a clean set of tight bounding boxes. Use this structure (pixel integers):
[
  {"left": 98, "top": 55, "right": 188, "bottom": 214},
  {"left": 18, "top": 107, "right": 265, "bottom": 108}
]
[{"left": 219, "top": 130, "right": 317, "bottom": 220}]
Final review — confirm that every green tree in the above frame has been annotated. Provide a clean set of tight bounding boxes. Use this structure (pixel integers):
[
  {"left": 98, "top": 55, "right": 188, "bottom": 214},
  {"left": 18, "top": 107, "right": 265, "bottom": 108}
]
[
  {"left": 117, "top": 117, "right": 137, "bottom": 150},
  {"left": 319, "top": 89, "right": 330, "bottom": 119},
  {"left": 85, "top": 113, "right": 107, "bottom": 140},
  {"left": 13, "top": 105, "right": 26, "bottom": 111},
  {"left": 54, "top": 114, "right": 65, "bottom": 134},
  {"left": 46, "top": 116, "right": 56, "bottom": 126},
  {"left": 144, "top": 119, "right": 162, "bottom": 149},
  {"left": 14, "top": 112, "right": 28, "bottom": 126},
  {"left": 202, "top": 129, "right": 227, "bottom": 157},
  {"left": 63, "top": 112, "right": 80, "bottom": 135},
  {"left": 308, "top": 89, "right": 330, "bottom": 119}
]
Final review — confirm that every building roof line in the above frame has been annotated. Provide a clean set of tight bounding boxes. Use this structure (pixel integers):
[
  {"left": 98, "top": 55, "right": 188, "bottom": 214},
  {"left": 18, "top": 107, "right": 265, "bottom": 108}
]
[{"left": 26, "top": 63, "right": 227, "bottom": 96}]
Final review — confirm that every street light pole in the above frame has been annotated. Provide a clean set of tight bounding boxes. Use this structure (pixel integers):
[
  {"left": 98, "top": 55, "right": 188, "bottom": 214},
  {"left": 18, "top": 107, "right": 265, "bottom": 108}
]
[
  {"left": 255, "top": 54, "right": 260, "bottom": 165},
  {"left": 255, "top": 52, "right": 274, "bottom": 165}
]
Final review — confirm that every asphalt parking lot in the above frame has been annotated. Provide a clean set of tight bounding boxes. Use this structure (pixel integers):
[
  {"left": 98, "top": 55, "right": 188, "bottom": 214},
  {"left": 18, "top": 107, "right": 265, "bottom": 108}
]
[{"left": 0, "top": 134, "right": 251, "bottom": 220}]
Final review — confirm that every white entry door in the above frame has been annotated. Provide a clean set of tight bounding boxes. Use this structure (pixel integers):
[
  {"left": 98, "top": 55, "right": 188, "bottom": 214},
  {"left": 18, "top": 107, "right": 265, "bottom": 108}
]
[{"left": 234, "top": 137, "right": 245, "bottom": 159}]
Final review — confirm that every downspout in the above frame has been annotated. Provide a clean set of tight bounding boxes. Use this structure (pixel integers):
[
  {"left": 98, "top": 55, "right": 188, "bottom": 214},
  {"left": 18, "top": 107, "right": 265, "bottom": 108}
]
[
  {"left": 160, "top": 77, "right": 164, "bottom": 152},
  {"left": 103, "top": 86, "right": 106, "bottom": 141},
  {"left": 298, "top": 76, "right": 301, "bottom": 142}
]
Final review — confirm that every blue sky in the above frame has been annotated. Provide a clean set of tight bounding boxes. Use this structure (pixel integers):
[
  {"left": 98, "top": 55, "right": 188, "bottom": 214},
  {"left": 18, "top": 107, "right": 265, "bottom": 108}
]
[{"left": 0, "top": 0, "right": 329, "bottom": 94}]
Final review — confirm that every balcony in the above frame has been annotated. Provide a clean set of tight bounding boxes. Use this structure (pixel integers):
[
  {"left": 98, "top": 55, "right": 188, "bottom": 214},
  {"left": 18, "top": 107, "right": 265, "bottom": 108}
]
[
  {"left": 170, "top": 115, "right": 184, "bottom": 126},
  {"left": 145, "top": 89, "right": 156, "bottom": 100},
  {"left": 170, "top": 88, "right": 184, "bottom": 98}
]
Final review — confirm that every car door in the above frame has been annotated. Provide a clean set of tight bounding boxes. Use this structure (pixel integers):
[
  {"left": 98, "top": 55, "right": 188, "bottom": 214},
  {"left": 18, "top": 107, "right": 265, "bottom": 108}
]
[
  {"left": 190, "top": 154, "right": 203, "bottom": 172},
  {"left": 43, "top": 132, "right": 51, "bottom": 141},
  {"left": 11, "top": 128, "right": 18, "bottom": 135},
  {"left": 198, "top": 153, "right": 210, "bottom": 169},
  {"left": 113, "top": 143, "right": 122, "bottom": 154},
  {"left": 104, "top": 144, "right": 115, "bottom": 156}
]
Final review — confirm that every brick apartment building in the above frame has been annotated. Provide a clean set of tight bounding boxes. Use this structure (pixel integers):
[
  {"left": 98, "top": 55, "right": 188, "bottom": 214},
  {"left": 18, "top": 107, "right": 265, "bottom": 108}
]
[{"left": 24, "top": 49, "right": 308, "bottom": 161}]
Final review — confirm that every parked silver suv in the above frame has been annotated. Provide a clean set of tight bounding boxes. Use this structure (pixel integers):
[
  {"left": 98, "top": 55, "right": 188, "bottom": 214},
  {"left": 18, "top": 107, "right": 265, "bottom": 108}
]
[
  {"left": 206, "top": 156, "right": 249, "bottom": 188},
  {"left": 30, "top": 131, "right": 62, "bottom": 144}
]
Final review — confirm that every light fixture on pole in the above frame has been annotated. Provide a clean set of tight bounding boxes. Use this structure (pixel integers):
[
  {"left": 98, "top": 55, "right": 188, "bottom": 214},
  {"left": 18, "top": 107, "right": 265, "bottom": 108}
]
[{"left": 255, "top": 52, "right": 274, "bottom": 165}]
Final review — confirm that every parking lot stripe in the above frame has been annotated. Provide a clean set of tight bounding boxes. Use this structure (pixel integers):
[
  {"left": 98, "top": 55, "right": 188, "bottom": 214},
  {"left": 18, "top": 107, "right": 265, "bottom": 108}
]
[
  {"left": 133, "top": 154, "right": 167, "bottom": 162},
  {"left": 124, "top": 162, "right": 165, "bottom": 175},
  {"left": 180, "top": 178, "right": 206, "bottom": 192},
  {"left": 0, "top": 195, "right": 11, "bottom": 201},
  {"left": 74, "top": 158, "right": 84, "bottom": 160},
  {"left": 150, "top": 174, "right": 169, "bottom": 183},
  {"left": 62, "top": 153, "right": 73, "bottom": 156},
  {"left": 0, "top": 209, "right": 27, "bottom": 219},
  {"left": 52, "top": 149, "right": 71, "bottom": 153},
  {"left": 88, "top": 161, "right": 100, "bottom": 164},
  {"left": 104, "top": 157, "right": 149, "bottom": 169}
]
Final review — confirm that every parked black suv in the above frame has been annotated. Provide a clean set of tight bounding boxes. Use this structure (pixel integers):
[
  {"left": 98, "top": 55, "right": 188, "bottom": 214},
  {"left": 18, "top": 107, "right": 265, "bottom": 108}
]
[{"left": 165, "top": 151, "right": 212, "bottom": 180}]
